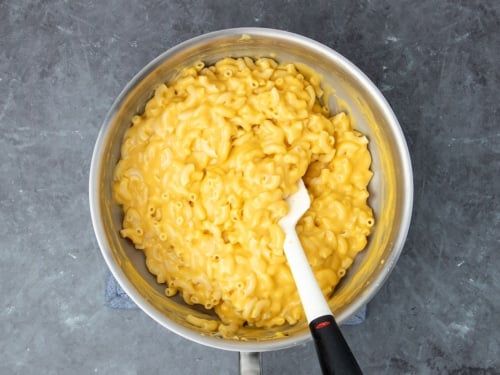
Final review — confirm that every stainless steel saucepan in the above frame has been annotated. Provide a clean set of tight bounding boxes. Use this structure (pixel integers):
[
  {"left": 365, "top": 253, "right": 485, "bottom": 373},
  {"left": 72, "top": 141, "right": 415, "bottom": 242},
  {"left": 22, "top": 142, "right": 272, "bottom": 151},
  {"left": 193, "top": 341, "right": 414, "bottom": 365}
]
[{"left": 89, "top": 28, "right": 413, "bottom": 374}]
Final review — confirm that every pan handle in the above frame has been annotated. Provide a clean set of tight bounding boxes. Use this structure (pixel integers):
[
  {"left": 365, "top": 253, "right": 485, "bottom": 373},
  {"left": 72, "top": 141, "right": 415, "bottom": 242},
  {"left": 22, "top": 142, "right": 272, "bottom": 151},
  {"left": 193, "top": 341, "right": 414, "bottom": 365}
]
[{"left": 239, "top": 352, "right": 262, "bottom": 375}]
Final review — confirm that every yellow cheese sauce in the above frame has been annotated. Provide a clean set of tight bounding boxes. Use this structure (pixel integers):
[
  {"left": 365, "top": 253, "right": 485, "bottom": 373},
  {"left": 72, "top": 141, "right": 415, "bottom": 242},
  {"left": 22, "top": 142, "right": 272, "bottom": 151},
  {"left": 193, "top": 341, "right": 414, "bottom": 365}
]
[{"left": 113, "top": 57, "right": 376, "bottom": 335}]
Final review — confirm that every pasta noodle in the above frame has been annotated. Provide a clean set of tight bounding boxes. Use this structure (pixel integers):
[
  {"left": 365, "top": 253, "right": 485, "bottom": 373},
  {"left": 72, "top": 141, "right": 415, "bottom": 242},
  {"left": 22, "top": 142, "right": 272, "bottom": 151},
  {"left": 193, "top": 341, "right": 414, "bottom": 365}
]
[{"left": 113, "top": 57, "right": 374, "bottom": 333}]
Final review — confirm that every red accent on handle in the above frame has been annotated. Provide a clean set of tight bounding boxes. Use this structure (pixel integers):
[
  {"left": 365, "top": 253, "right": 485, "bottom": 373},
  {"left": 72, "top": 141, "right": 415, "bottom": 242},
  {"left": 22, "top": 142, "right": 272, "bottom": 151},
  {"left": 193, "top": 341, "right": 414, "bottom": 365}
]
[{"left": 315, "top": 321, "right": 331, "bottom": 330}]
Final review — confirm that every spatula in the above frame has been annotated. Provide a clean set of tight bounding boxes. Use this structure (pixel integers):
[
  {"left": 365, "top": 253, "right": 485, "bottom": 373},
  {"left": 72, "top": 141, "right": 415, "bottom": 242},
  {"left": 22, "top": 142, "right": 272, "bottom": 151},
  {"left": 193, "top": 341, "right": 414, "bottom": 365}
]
[{"left": 279, "top": 179, "right": 363, "bottom": 375}]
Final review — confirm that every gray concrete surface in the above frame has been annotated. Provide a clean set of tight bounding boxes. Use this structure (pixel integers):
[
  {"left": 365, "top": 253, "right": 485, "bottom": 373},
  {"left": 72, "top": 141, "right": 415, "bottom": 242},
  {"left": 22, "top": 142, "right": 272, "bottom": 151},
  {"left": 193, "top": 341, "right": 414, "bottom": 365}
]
[{"left": 1, "top": 0, "right": 499, "bottom": 374}]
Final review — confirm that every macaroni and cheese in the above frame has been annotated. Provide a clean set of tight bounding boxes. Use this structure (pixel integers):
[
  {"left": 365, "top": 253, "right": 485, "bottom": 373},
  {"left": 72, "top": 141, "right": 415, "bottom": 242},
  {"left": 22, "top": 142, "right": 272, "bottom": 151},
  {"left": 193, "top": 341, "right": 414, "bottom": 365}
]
[{"left": 113, "top": 57, "right": 374, "bottom": 334}]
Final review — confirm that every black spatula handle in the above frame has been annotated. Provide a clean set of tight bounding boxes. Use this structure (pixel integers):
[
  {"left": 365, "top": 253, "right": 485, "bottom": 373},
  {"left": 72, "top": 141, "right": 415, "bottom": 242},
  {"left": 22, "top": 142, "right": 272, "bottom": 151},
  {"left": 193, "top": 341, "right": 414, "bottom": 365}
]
[{"left": 309, "top": 315, "right": 363, "bottom": 375}]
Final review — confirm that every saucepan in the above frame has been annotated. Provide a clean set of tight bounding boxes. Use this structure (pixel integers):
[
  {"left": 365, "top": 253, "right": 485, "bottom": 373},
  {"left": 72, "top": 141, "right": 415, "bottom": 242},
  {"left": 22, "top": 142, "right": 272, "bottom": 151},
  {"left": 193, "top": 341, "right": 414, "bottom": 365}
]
[{"left": 89, "top": 28, "right": 413, "bottom": 374}]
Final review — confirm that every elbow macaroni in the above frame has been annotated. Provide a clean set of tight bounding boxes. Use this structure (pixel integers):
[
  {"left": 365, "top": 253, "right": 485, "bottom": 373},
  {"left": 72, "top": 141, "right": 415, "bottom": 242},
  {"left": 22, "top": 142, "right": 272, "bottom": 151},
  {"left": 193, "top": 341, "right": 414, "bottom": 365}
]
[{"left": 113, "top": 57, "right": 374, "bottom": 332}]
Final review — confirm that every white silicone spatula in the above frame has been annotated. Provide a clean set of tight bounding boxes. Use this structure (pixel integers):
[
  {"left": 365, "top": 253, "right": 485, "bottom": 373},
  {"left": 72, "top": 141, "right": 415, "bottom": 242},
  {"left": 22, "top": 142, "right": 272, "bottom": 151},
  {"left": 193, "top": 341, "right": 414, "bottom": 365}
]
[{"left": 279, "top": 179, "right": 362, "bottom": 375}]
